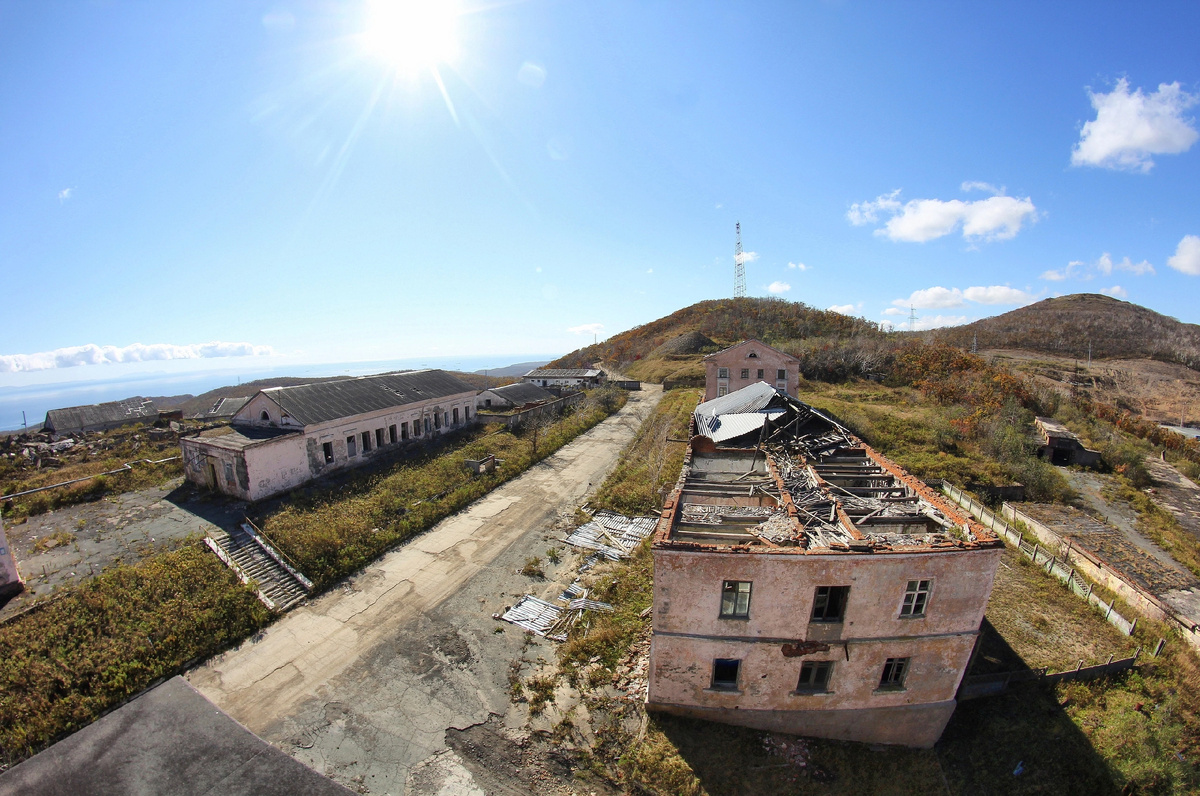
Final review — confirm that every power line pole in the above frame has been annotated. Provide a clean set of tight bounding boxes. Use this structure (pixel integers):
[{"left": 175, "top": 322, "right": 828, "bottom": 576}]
[{"left": 734, "top": 222, "right": 746, "bottom": 298}]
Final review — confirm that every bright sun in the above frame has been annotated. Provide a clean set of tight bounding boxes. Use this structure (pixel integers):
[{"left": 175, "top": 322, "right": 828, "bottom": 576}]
[{"left": 363, "top": 0, "right": 461, "bottom": 74}]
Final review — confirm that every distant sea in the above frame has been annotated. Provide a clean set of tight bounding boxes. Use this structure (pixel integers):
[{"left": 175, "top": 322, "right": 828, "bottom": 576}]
[{"left": 0, "top": 355, "right": 557, "bottom": 432}]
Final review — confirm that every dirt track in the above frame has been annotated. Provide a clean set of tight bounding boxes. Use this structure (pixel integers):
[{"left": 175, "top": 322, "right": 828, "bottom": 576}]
[{"left": 187, "top": 386, "right": 661, "bottom": 795}]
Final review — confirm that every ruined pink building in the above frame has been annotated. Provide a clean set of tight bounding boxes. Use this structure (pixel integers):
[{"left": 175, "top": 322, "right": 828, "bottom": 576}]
[{"left": 702, "top": 339, "right": 800, "bottom": 401}]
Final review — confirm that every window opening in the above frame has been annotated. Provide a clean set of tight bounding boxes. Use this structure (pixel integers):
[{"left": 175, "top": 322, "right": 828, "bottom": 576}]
[
  {"left": 740, "top": 368, "right": 750, "bottom": 379},
  {"left": 879, "top": 657, "right": 910, "bottom": 689},
  {"left": 223, "top": 461, "right": 234, "bottom": 484},
  {"left": 260, "top": 410, "right": 271, "bottom": 422},
  {"left": 796, "top": 661, "right": 833, "bottom": 692},
  {"left": 901, "top": 580, "right": 931, "bottom": 617},
  {"left": 453, "top": 408, "right": 459, "bottom": 424},
  {"left": 777, "top": 368, "right": 787, "bottom": 380},
  {"left": 811, "top": 586, "right": 850, "bottom": 623},
  {"left": 401, "top": 422, "right": 409, "bottom": 440},
  {"left": 711, "top": 659, "right": 741, "bottom": 691},
  {"left": 375, "top": 428, "right": 384, "bottom": 448},
  {"left": 361, "top": 431, "right": 372, "bottom": 453},
  {"left": 346, "top": 436, "right": 357, "bottom": 457},
  {"left": 322, "top": 442, "right": 334, "bottom": 464},
  {"left": 719, "top": 581, "right": 752, "bottom": 618},
  {"left": 717, "top": 367, "right": 729, "bottom": 379},
  {"left": 389, "top": 425, "right": 397, "bottom": 444}
]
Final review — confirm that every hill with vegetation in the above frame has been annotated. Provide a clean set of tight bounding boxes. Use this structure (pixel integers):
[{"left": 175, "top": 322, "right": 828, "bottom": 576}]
[{"left": 931, "top": 294, "right": 1200, "bottom": 371}]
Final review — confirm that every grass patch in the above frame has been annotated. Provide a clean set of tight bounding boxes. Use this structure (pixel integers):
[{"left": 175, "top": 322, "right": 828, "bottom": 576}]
[
  {"left": 588, "top": 388, "right": 698, "bottom": 515},
  {"left": 0, "top": 542, "right": 269, "bottom": 765},
  {"left": 257, "top": 390, "right": 625, "bottom": 590}
]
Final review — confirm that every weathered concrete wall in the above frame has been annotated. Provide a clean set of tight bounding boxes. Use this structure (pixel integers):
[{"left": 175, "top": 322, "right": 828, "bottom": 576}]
[
  {"left": 647, "top": 545, "right": 1000, "bottom": 746},
  {"left": 180, "top": 438, "right": 253, "bottom": 502},
  {"left": 244, "top": 436, "right": 310, "bottom": 502},
  {"left": 646, "top": 698, "right": 957, "bottom": 748},
  {"left": 0, "top": 515, "right": 23, "bottom": 598},
  {"left": 476, "top": 392, "right": 586, "bottom": 429},
  {"left": 703, "top": 341, "right": 799, "bottom": 401}
]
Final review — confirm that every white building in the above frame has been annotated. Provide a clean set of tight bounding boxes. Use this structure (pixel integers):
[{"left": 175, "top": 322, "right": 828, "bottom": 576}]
[
  {"left": 476, "top": 382, "right": 555, "bottom": 410},
  {"left": 180, "top": 370, "right": 478, "bottom": 502}
]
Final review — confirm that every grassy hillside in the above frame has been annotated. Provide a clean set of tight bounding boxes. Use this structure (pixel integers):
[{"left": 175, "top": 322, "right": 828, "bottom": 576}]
[{"left": 932, "top": 294, "right": 1200, "bottom": 371}]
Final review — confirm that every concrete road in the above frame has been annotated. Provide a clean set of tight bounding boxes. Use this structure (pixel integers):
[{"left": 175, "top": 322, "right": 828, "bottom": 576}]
[{"left": 188, "top": 386, "right": 662, "bottom": 795}]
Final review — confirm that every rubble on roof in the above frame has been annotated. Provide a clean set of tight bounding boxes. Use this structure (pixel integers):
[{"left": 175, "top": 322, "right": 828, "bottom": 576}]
[{"left": 667, "top": 383, "right": 996, "bottom": 554}]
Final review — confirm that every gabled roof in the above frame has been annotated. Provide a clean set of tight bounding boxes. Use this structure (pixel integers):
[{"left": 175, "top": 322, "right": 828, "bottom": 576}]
[
  {"left": 186, "top": 396, "right": 251, "bottom": 421},
  {"left": 44, "top": 397, "right": 157, "bottom": 433},
  {"left": 702, "top": 338, "right": 799, "bottom": 363},
  {"left": 523, "top": 368, "right": 604, "bottom": 378},
  {"left": 251, "top": 370, "right": 476, "bottom": 427},
  {"left": 487, "top": 382, "right": 555, "bottom": 405}
]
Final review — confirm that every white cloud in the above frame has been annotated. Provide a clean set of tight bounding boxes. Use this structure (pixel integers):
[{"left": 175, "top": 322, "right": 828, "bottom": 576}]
[
  {"left": 786, "top": 261, "right": 810, "bottom": 271},
  {"left": 1043, "top": 252, "right": 1155, "bottom": 281},
  {"left": 1072, "top": 79, "right": 1199, "bottom": 173},
  {"left": 735, "top": 250, "right": 759, "bottom": 265},
  {"left": 893, "top": 285, "right": 1037, "bottom": 310},
  {"left": 517, "top": 61, "right": 546, "bottom": 88},
  {"left": 893, "top": 286, "right": 964, "bottom": 309},
  {"left": 1168, "top": 235, "right": 1200, "bottom": 275},
  {"left": 827, "top": 303, "right": 860, "bottom": 315},
  {"left": 646, "top": 268, "right": 654, "bottom": 274},
  {"left": 0, "top": 341, "right": 275, "bottom": 374},
  {"left": 960, "top": 181, "right": 1002, "bottom": 195},
  {"left": 847, "top": 189, "right": 901, "bottom": 226},
  {"left": 913, "top": 315, "right": 970, "bottom": 331},
  {"left": 881, "top": 307, "right": 906, "bottom": 317},
  {"left": 567, "top": 323, "right": 604, "bottom": 335},
  {"left": 850, "top": 189, "right": 1037, "bottom": 243},
  {"left": 58, "top": 187, "right": 73, "bottom": 203},
  {"left": 1100, "top": 285, "right": 1128, "bottom": 298},
  {"left": 767, "top": 281, "right": 791, "bottom": 295},
  {"left": 962, "top": 286, "right": 1036, "bottom": 305}
]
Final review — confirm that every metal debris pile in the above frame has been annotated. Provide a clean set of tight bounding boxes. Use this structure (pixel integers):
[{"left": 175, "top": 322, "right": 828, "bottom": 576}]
[
  {"left": 680, "top": 504, "right": 776, "bottom": 525},
  {"left": 499, "top": 594, "right": 614, "bottom": 641},
  {"left": 564, "top": 510, "right": 657, "bottom": 559}
]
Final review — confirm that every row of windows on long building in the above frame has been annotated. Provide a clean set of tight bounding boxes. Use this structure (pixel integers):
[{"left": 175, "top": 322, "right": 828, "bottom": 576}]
[
  {"left": 719, "top": 578, "right": 932, "bottom": 622},
  {"left": 709, "top": 655, "right": 911, "bottom": 694},
  {"left": 319, "top": 407, "right": 472, "bottom": 464}
]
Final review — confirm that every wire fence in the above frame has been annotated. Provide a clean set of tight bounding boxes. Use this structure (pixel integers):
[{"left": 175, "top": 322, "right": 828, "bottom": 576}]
[{"left": 942, "top": 481, "right": 1137, "bottom": 636}]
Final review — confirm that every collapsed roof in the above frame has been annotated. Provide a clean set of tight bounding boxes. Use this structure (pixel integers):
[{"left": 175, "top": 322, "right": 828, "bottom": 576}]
[{"left": 662, "top": 384, "right": 1000, "bottom": 554}]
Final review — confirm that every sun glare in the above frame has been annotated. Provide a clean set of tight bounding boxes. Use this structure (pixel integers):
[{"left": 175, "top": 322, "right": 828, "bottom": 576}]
[{"left": 363, "top": 0, "right": 461, "bottom": 74}]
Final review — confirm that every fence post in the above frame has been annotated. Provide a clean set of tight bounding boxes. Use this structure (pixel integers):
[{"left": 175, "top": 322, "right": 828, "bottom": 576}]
[{"left": 1104, "top": 600, "right": 1113, "bottom": 620}]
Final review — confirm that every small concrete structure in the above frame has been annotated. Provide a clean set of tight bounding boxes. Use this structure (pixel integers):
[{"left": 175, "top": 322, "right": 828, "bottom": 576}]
[
  {"left": 180, "top": 370, "right": 478, "bottom": 501},
  {"left": 0, "top": 677, "right": 353, "bottom": 795},
  {"left": 1035, "top": 417, "right": 1101, "bottom": 467},
  {"left": 521, "top": 368, "right": 606, "bottom": 389},
  {"left": 0, "top": 513, "right": 23, "bottom": 599},
  {"left": 43, "top": 397, "right": 158, "bottom": 434},
  {"left": 646, "top": 384, "right": 1003, "bottom": 748},
  {"left": 476, "top": 382, "right": 554, "bottom": 410},
  {"left": 702, "top": 339, "right": 800, "bottom": 401}
]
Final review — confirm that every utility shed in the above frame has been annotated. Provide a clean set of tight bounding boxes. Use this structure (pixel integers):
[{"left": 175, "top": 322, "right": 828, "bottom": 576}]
[
  {"left": 43, "top": 397, "right": 158, "bottom": 434},
  {"left": 477, "top": 382, "right": 555, "bottom": 410},
  {"left": 646, "top": 383, "right": 1004, "bottom": 748},
  {"left": 1034, "top": 417, "right": 1101, "bottom": 467},
  {"left": 180, "top": 369, "right": 478, "bottom": 501}
]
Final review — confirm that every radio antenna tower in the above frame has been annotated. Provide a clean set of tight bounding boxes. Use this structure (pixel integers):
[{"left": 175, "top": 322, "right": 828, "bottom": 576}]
[
  {"left": 908, "top": 305, "right": 918, "bottom": 331},
  {"left": 734, "top": 222, "right": 746, "bottom": 298}
]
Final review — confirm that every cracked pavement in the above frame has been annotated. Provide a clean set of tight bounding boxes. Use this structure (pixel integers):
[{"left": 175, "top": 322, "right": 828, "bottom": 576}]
[{"left": 187, "top": 386, "right": 662, "bottom": 795}]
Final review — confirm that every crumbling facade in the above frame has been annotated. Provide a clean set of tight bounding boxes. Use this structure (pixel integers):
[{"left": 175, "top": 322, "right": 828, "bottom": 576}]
[
  {"left": 647, "top": 384, "right": 1003, "bottom": 748},
  {"left": 702, "top": 339, "right": 800, "bottom": 401},
  {"left": 0, "top": 515, "right": 23, "bottom": 599},
  {"left": 181, "top": 370, "right": 478, "bottom": 501}
]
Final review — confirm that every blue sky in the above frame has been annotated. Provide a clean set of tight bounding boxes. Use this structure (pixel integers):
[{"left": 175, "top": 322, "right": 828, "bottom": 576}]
[{"left": 3, "top": 0, "right": 1199, "bottom": 389}]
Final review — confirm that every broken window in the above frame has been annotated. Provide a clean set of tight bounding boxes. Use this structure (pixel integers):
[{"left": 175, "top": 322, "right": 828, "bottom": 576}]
[
  {"left": 747, "top": 351, "right": 758, "bottom": 358},
  {"left": 811, "top": 586, "right": 850, "bottom": 623},
  {"left": 424, "top": 417, "right": 431, "bottom": 434},
  {"left": 443, "top": 412, "right": 449, "bottom": 427},
  {"left": 361, "top": 431, "right": 372, "bottom": 453},
  {"left": 740, "top": 368, "right": 750, "bottom": 379},
  {"left": 375, "top": 428, "right": 385, "bottom": 448},
  {"left": 719, "top": 580, "right": 752, "bottom": 618},
  {"left": 717, "top": 368, "right": 729, "bottom": 379},
  {"left": 347, "top": 436, "right": 357, "bottom": 457},
  {"left": 900, "top": 580, "right": 931, "bottom": 617},
  {"left": 756, "top": 369, "right": 764, "bottom": 379},
  {"left": 434, "top": 412, "right": 441, "bottom": 430},
  {"left": 322, "top": 442, "right": 334, "bottom": 464},
  {"left": 389, "top": 425, "right": 397, "bottom": 444},
  {"left": 401, "top": 422, "right": 409, "bottom": 440},
  {"left": 796, "top": 661, "right": 833, "bottom": 693},
  {"left": 453, "top": 408, "right": 459, "bottom": 424},
  {"left": 485, "top": 398, "right": 492, "bottom": 407},
  {"left": 711, "top": 659, "right": 741, "bottom": 691},
  {"left": 223, "top": 461, "right": 234, "bottom": 483},
  {"left": 879, "top": 657, "right": 910, "bottom": 690},
  {"left": 464, "top": 406, "right": 470, "bottom": 420},
  {"left": 260, "top": 410, "right": 270, "bottom": 422}
]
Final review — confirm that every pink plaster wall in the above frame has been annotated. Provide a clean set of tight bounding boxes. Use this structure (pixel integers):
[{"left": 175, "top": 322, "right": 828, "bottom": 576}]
[{"left": 703, "top": 340, "right": 799, "bottom": 401}]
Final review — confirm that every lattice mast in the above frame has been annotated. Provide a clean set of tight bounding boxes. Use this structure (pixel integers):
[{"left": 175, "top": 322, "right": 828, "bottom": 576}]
[{"left": 734, "top": 222, "right": 746, "bottom": 298}]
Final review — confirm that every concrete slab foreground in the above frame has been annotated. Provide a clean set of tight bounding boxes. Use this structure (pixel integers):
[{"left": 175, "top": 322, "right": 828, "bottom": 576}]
[{"left": 0, "top": 677, "right": 352, "bottom": 796}]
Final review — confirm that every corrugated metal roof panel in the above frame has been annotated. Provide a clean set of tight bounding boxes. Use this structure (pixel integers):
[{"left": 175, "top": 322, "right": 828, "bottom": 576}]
[{"left": 259, "top": 369, "right": 477, "bottom": 426}]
